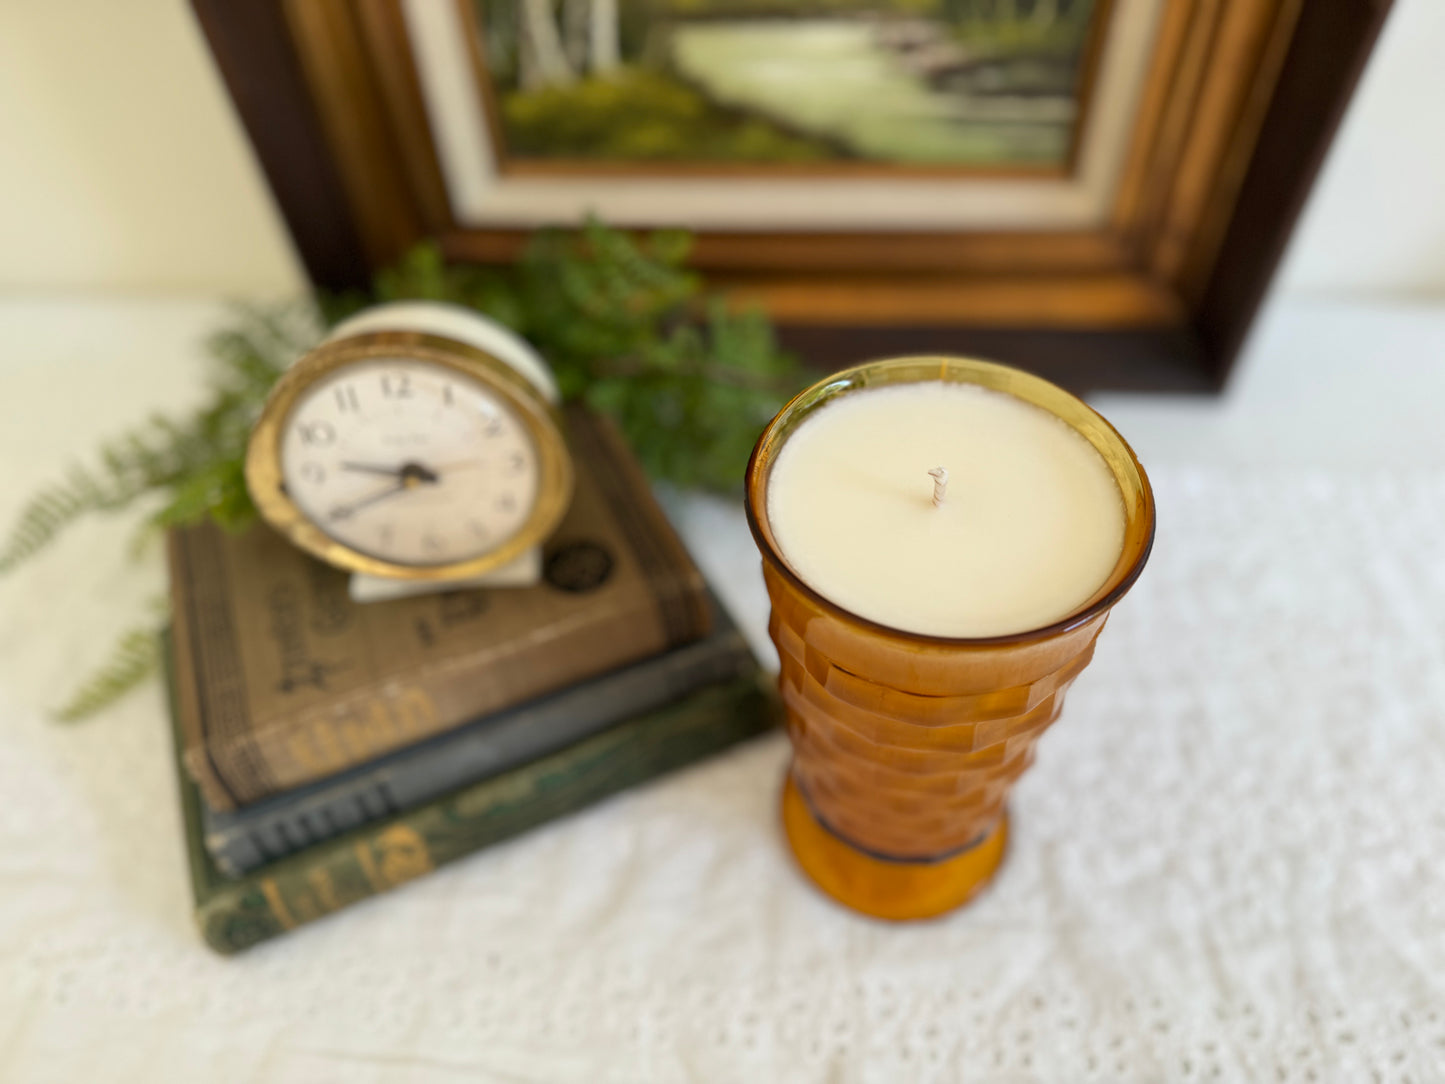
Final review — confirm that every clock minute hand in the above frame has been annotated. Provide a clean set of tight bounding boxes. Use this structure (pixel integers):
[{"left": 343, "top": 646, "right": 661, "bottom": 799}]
[{"left": 328, "top": 480, "right": 409, "bottom": 522}]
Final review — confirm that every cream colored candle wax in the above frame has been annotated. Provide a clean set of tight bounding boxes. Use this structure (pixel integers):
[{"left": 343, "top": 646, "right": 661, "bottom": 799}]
[{"left": 766, "top": 381, "right": 1126, "bottom": 638}]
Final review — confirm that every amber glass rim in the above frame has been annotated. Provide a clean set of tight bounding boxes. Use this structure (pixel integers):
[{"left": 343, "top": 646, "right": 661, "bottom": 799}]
[{"left": 744, "top": 356, "right": 1156, "bottom": 648}]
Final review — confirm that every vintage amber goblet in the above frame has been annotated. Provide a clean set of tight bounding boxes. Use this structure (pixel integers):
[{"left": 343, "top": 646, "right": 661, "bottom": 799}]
[{"left": 745, "top": 358, "right": 1154, "bottom": 920}]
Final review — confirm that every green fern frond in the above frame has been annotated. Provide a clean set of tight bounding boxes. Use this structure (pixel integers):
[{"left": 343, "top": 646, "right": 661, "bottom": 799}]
[
  {"left": 584, "top": 218, "right": 696, "bottom": 308},
  {"left": 6, "top": 219, "right": 809, "bottom": 720},
  {"left": 152, "top": 456, "right": 252, "bottom": 531},
  {"left": 0, "top": 469, "right": 105, "bottom": 574},
  {"left": 52, "top": 627, "right": 161, "bottom": 722},
  {"left": 645, "top": 228, "right": 693, "bottom": 267},
  {"left": 0, "top": 313, "right": 303, "bottom": 578},
  {"left": 374, "top": 241, "right": 452, "bottom": 302}
]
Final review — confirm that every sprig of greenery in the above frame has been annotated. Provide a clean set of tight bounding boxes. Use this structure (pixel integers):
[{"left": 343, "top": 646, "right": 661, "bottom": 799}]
[
  {"left": 0, "top": 305, "right": 307, "bottom": 574},
  {"left": 1, "top": 220, "right": 808, "bottom": 719},
  {"left": 331, "top": 222, "right": 803, "bottom": 490},
  {"left": 52, "top": 626, "right": 164, "bottom": 723}
]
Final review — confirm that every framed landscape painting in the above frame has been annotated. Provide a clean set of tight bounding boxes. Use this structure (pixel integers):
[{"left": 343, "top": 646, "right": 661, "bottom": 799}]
[
  {"left": 194, "top": 0, "right": 1393, "bottom": 392},
  {"left": 469, "top": 0, "right": 1110, "bottom": 173},
  {"left": 407, "top": 0, "right": 1153, "bottom": 233}
]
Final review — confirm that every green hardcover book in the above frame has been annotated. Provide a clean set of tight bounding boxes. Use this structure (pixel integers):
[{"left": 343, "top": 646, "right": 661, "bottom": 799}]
[{"left": 163, "top": 632, "right": 780, "bottom": 954}]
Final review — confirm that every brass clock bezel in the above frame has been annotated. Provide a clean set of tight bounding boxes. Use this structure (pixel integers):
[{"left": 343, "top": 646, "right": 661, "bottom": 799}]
[{"left": 245, "top": 330, "right": 573, "bottom": 581}]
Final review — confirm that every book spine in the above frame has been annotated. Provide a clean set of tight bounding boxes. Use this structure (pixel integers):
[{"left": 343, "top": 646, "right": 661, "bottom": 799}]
[
  {"left": 195, "top": 677, "right": 779, "bottom": 954},
  {"left": 206, "top": 582, "right": 709, "bottom": 807},
  {"left": 207, "top": 629, "right": 755, "bottom": 876},
  {"left": 168, "top": 529, "right": 257, "bottom": 813}
]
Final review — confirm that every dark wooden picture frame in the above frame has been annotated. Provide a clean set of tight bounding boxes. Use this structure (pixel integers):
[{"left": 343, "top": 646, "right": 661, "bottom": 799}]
[{"left": 193, "top": 0, "right": 1392, "bottom": 393}]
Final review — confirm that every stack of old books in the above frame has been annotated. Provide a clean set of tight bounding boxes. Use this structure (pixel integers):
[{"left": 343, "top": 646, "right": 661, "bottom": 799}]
[{"left": 163, "top": 409, "right": 776, "bottom": 953}]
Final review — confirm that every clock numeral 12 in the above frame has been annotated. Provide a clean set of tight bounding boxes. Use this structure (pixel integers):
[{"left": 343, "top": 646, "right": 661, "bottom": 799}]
[{"left": 381, "top": 372, "right": 412, "bottom": 399}]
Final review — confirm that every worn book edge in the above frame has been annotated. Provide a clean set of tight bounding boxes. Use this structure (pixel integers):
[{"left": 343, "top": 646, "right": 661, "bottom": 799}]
[
  {"left": 163, "top": 629, "right": 780, "bottom": 954},
  {"left": 201, "top": 616, "right": 756, "bottom": 877}
]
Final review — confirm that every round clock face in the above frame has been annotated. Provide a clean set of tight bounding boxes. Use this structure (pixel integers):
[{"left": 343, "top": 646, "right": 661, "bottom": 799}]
[{"left": 278, "top": 358, "right": 540, "bottom": 567}]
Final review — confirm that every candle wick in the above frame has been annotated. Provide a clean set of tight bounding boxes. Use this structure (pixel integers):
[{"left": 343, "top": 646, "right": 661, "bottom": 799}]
[{"left": 927, "top": 467, "right": 948, "bottom": 508}]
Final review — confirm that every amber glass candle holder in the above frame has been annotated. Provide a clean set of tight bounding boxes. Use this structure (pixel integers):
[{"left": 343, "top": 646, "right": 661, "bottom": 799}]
[{"left": 745, "top": 357, "right": 1155, "bottom": 920}]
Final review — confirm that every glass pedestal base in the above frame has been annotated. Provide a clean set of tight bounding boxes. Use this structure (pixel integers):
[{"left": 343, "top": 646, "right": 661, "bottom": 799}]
[{"left": 781, "top": 774, "right": 1009, "bottom": 921}]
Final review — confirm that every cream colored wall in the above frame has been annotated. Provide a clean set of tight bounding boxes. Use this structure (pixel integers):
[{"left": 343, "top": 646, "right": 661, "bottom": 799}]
[
  {"left": 0, "top": 0, "right": 1440, "bottom": 297},
  {"left": 0, "top": 0, "right": 304, "bottom": 294},
  {"left": 1274, "top": 0, "right": 1445, "bottom": 297}
]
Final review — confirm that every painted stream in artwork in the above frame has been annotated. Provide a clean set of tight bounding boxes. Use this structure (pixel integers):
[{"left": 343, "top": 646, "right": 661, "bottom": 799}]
[{"left": 668, "top": 19, "right": 1077, "bottom": 165}]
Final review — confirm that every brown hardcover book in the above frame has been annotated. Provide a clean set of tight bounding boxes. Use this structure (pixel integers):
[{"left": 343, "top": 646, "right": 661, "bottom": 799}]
[{"left": 169, "top": 408, "right": 711, "bottom": 811}]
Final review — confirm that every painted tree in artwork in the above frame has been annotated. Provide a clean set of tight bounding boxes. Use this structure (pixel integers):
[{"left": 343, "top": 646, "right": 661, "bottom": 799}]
[
  {"left": 1027, "top": 0, "right": 1094, "bottom": 28},
  {"left": 562, "top": 0, "right": 587, "bottom": 70},
  {"left": 590, "top": 0, "right": 619, "bottom": 73},
  {"left": 941, "top": 0, "right": 1091, "bottom": 24},
  {"left": 517, "top": 0, "right": 574, "bottom": 88},
  {"left": 514, "top": 0, "right": 617, "bottom": 89},
  {"left": 1031, "top": 0, "right": 1059, "bottom": 25}
]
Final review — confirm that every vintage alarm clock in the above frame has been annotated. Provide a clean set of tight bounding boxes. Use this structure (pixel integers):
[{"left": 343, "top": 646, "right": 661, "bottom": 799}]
[{"left": 244, "top": 302, "right": 573, "bottom": 600}]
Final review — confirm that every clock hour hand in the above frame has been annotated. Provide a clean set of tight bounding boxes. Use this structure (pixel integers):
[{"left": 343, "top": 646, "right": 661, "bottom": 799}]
[
  {"left": 339, "top": 461, "right": 403, "bottom": 478},
  {"left": 339, "top": 460, "right": 440, "bottom": 484}
]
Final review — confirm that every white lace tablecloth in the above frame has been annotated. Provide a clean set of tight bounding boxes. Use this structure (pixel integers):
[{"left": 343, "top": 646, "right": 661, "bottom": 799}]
[{"left": 1, "top": 300, "right": 1443, "bottom": 1082}]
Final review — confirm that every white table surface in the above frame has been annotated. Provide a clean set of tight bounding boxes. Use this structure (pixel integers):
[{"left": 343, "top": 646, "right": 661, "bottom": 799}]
[{"left": 1, "top": 296, "right": 1443, "bottom": 1083}]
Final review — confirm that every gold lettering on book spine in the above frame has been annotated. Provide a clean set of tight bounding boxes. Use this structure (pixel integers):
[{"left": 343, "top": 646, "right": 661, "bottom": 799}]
[
  {"left": 260, "top": 879, "right": 298, "bottom": 930},
  {"left": 394, "top": 687, "right": 437, "bottom": 737},
  {"left": 307, "top": 867, "right": 340, "bottom": 912},
  {"left": 259, "top": 869, "right": 342, "bottom": 929},
  {"left": 334, "top": 706, "right": 381, "bottom": 760},
  {"left": 261, "top": 835, "right": 426, "bottom": 931},
  {"left": 284, "top": 721, "right": 346, "bottom": 775},
  {"left": 355, "top": 825, "right": 433, "bottom": 891},
  {"left": 283, "top": 687, "right": 439, "bottom": 775}
]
